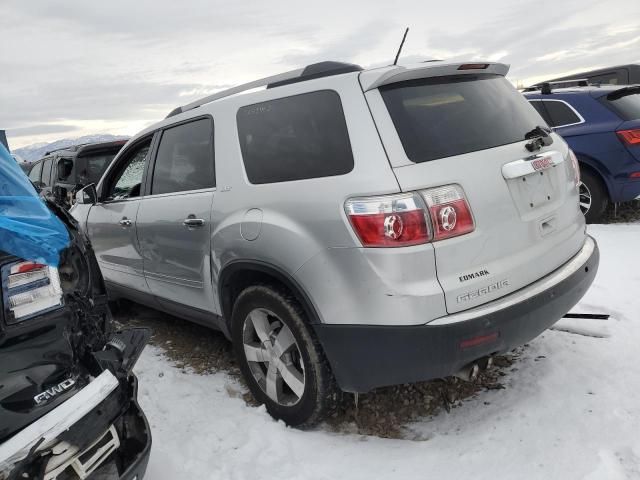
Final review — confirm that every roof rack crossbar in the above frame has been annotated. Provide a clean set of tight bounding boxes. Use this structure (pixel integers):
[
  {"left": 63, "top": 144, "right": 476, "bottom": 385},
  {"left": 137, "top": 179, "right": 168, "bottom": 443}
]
[
  {"left": 545, "top": 78, "right": 589, "bottom": 85},
  {"left": 166, "top": 67, "right": 305, "bottom": 118}
]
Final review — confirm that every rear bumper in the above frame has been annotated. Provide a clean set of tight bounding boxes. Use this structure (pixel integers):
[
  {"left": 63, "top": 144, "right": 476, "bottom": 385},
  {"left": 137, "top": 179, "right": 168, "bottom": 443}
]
[{"left": 314, "top": 236, "right": 599, "bottom": 393}]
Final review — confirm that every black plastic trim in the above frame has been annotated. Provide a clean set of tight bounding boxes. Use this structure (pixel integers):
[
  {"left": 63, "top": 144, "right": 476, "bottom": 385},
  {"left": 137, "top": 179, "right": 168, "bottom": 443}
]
[
  {"left": 313, "top": 240, "right": 600, "bottom": 393},
  {"left": 218, "top": 260, "right": 322, "bottom": 328}
]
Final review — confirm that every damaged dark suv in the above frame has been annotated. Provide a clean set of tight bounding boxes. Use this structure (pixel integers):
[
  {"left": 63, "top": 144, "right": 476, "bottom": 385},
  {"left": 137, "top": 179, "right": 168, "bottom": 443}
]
[{"left": 0, "top": 145, "right": 151, "bottom": 480}]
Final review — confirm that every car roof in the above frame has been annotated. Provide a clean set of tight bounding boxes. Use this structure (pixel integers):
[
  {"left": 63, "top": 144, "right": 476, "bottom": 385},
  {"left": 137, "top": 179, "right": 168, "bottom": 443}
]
[
  {"left": 132, "top": 59, "right": 509, "bottom": 143},
  {"left": 42, "top": 139, "right": 127, "bottom": 159}
]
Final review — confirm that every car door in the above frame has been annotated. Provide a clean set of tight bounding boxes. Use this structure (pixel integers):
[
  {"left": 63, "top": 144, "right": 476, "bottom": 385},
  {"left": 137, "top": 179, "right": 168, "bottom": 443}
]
[
  {"left": 136, "top": 117, "right": 217, "bottom": 314},
  {"left": 86, "top": 135, "right": 155, "bottom": 292}
]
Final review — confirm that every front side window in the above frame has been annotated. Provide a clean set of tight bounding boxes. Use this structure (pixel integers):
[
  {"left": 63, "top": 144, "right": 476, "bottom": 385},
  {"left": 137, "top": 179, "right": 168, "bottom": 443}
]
[
  {"left": 41, "top": 159, "right": 54, "bottom": 186},
  {"left": 237, "top": 90, "right": 354, "bottom": 184},
  {"left": 107, "top": 138, "right": 152, "bottom": 201},
  {"left": 151, "top": 118, "right": 214, "bottom": 195},
  {"left": 380, "top": 74, "right": 543, "bottom": 163}
]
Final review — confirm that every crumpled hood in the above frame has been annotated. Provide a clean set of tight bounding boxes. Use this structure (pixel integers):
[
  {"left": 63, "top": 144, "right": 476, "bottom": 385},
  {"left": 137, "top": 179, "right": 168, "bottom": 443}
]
[{"left": 0, "top": 144, "right": 69, "bottom": 266}]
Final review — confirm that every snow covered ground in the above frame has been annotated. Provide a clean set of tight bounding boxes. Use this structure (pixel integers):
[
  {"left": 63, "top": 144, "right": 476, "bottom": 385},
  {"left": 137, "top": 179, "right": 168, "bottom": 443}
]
[{"left": 134, "top": 224, "right": 640, "bottom": 480}]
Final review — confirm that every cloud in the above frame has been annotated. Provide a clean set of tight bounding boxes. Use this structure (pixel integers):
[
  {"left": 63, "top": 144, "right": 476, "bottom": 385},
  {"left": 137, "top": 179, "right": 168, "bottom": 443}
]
[
  {"left": 1, "top": 0, "right": 639, "bottom": 147},
  {"left": 7, "top": 124, "right": 80, "bottom": 137}
]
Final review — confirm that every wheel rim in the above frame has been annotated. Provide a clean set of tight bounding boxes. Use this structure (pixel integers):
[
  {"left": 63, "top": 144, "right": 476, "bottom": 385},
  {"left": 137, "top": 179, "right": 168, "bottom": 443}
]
[
  {"left": 242, "top": 308, "right": 306, "bottom": 406},
  {"left": 578, "top": 181, "right": 592, "bottom": 216}
]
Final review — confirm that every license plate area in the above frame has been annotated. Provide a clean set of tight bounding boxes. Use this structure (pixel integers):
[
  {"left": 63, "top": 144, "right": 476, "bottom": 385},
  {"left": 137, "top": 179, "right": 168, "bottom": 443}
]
[{"left": 502, "top": 151, "right": 565, "bottom": 220}]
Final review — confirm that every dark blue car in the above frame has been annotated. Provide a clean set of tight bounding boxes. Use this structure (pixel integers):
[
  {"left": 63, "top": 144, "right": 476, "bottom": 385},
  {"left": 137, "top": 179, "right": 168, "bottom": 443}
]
[{"left": 524, "top": 85, "right": 640, "bottom": 222}]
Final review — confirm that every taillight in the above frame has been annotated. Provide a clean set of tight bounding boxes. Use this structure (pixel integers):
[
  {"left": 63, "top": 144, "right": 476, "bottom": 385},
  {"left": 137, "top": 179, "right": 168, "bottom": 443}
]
[
  {"left": 421, "top": 185, "right": 475, "bottom": 241},
  {"left": 2, "top": 261, "right": 63, "bottom": 324},
  {"left": 568, "top": 149, "right": 580, "bottom": 187},
  {"left": 617, "top": 128, "right": 640, "bottom": 145},
  {"left": 345, "top": 193, "right": 431, "bottom": 247},
  {"left": 345, "top": 185, "right": 475, "bottom": 247}
]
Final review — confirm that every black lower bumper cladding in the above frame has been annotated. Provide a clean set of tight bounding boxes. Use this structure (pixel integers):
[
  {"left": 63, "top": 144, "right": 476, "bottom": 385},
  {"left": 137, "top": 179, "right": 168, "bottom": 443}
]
[{"left": 315, "top": 240, "right": 600, "bottom": 393}]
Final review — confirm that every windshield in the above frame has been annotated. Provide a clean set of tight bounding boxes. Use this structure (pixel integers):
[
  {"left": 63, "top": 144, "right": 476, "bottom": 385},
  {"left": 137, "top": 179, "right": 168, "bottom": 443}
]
[
  {"left": 380, "top": 74, "right": 543, "bottom": 163},
  {"left": 602, "top": 89, "right": 640, "bottom": 120}
]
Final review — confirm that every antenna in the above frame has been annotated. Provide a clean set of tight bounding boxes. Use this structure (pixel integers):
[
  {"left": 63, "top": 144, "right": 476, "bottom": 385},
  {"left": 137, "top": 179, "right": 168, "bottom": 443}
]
[{"left": 393, "top": 27, "right": 409, "bottom": 66}]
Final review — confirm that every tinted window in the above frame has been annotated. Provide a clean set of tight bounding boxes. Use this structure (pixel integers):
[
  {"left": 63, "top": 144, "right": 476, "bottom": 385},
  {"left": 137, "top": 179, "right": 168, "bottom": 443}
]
[
  {"left": 237, "top": 90, "right": 354, "bottom": 184},
  {"left": 28, "top": 161, "right": 43, "bottom": 182},
  {"left": 542, "top": 101, "right": 581, "bottom": 127},
  {"left": 602, "top": 90, "right": 640, "bottom": 120},
  {"left": 41, "top": 159, "right": 54, "bottom": 186},
  {"left": 108, "top": 139, "right": 152, "bottom": 200},
  {"left": 588, "top": 70, "right": 628, "bottom": 85},
  {"left": 152, "top": 118, "right": 214, "bottom": 195},
  {"left": 529, "top": 101, "right": 553, "bottom": 126},
  {"left": 381, "top": 75, "right": 542, "bottom": 163},
  {"left": 78, "top": 153, "right": 117, "bottom": 185}
]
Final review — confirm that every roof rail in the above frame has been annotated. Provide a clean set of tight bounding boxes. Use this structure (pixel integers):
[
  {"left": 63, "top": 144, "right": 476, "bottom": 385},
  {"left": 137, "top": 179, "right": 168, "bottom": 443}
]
[
  {"left": 44, "top": 143, "right": 87, "bottom": 156},
  {"left": 165, "top": 61, "right": 363, "bottom": 118},
  {"left": 524, "top": 78, "right": 590, "bottom": 93}
]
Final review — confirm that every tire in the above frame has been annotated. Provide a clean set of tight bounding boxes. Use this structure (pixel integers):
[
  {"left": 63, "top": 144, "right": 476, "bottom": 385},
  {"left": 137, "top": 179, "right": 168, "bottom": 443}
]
[
  {"left": 231, "top": 285, "right": 337, "bottom": 427},
  {"left": 580, "top": 169, "right": 608, "bottom": 224}
]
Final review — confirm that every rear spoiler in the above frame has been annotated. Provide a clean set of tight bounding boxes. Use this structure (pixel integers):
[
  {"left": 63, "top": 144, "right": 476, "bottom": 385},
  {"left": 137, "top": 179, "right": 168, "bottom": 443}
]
[
  {"left": 359, "top": 62, "right": 510, "bottom": 91},
  {"left": 606, "top": 85, "right": 640, "bottom": 101}
]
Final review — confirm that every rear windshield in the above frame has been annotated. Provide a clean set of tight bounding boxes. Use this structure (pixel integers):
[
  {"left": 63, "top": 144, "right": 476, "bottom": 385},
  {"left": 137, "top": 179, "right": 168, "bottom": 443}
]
[
  {"left": 602, "top": 89, "right": 640, "bottom": 120},
  {"left": 78, "top": 152, "right": 118, "bottom": 185},
  {"left": 380, "top": 74, "right": 542, "bottom": 163}
]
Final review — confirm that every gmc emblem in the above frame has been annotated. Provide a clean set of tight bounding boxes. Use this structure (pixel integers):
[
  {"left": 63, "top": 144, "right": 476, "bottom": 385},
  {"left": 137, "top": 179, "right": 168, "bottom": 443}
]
[{"left": 531, "top": 156, "right": 553, "bottom": 171}]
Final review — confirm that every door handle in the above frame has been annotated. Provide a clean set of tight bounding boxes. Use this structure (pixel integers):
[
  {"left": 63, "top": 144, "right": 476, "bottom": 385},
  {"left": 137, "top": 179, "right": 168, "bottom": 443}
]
[
  {"left": 119, "top": 217, "right": 132, "bottom": 227},
  {"left": 183, "top": 217, "right": 205, "bottom": 228}
]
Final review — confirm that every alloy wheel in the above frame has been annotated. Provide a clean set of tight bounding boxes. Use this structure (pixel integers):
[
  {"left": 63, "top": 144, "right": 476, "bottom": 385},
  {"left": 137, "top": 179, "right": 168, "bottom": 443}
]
[
  {"left": 242, "top": 308, "right": 306, "bottom": 406},
  {"left": 578, "top": 181, "right": 592, "bottom": 216}
]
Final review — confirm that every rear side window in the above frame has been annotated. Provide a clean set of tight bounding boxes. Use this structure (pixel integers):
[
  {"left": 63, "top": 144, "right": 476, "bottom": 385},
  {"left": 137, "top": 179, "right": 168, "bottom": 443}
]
[
  {"left": 380, "top": 74, "right": 542, "bottom": 163},
  {"left": 602, "top": 89, "right": 640, "bottom": 120},
  {"left": 152, "top": 118, "right": 214, "bottom": 195},
  {"left": 237, "top": 90, "right": 354, "bottom": 184},
  {"left": 529, "top": 101, "right": 553, "bottom": 126},
  {"left": 541, "top": 101, "right": 582, "bottom": 127}
]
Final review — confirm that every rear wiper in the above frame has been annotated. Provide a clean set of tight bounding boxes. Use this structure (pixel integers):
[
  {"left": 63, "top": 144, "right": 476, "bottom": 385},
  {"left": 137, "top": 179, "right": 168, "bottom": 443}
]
[{"left": 524, "top": 125, "right": 553, "bottom": 152}]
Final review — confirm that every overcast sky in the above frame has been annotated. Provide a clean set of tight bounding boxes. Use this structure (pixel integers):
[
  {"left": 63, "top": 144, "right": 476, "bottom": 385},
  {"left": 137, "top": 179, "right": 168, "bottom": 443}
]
[{"left": 1, "top": 0, "right": 639, "bottom": 148}]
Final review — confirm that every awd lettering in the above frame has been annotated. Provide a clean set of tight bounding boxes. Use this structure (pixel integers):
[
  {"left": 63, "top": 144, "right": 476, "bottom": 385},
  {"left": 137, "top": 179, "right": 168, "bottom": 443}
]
[{"left": 34, "top": 378, "right": 76, "bottom": 405}]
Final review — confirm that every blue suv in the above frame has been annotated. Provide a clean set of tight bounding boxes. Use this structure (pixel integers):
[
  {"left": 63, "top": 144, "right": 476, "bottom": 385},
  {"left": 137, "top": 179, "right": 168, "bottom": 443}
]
[{"left": 524, "top": 84, "right": 640, "bottom": 222}]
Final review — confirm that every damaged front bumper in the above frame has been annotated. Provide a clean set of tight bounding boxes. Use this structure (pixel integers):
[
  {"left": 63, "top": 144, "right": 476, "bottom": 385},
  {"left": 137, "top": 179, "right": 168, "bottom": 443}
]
[{"left": 0, "top": 331, "right": 152, "bottom": 480}]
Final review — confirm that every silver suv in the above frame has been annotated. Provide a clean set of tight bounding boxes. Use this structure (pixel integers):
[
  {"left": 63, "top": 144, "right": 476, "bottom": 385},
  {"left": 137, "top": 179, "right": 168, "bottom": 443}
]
[{"left": 71, "top": 60, "right": 599, "bottom": 426}]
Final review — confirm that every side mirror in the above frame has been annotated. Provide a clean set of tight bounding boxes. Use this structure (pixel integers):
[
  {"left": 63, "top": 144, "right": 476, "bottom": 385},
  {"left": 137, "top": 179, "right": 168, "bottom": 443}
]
[{"left": 76, "top": 183, "right": 98, "bottom": 205}]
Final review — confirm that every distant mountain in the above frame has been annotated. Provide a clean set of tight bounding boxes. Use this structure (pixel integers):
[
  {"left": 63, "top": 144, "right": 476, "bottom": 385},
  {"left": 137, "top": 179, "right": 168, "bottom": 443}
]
[{"left": 14, "top": 134, "right": 130, "bottom": 162}]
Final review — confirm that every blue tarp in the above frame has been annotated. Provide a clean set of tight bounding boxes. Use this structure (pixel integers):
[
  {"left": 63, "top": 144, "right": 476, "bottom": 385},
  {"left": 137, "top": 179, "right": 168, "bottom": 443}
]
[{"left": 0, "top": 144, "right": 69, "bottom": 266}]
